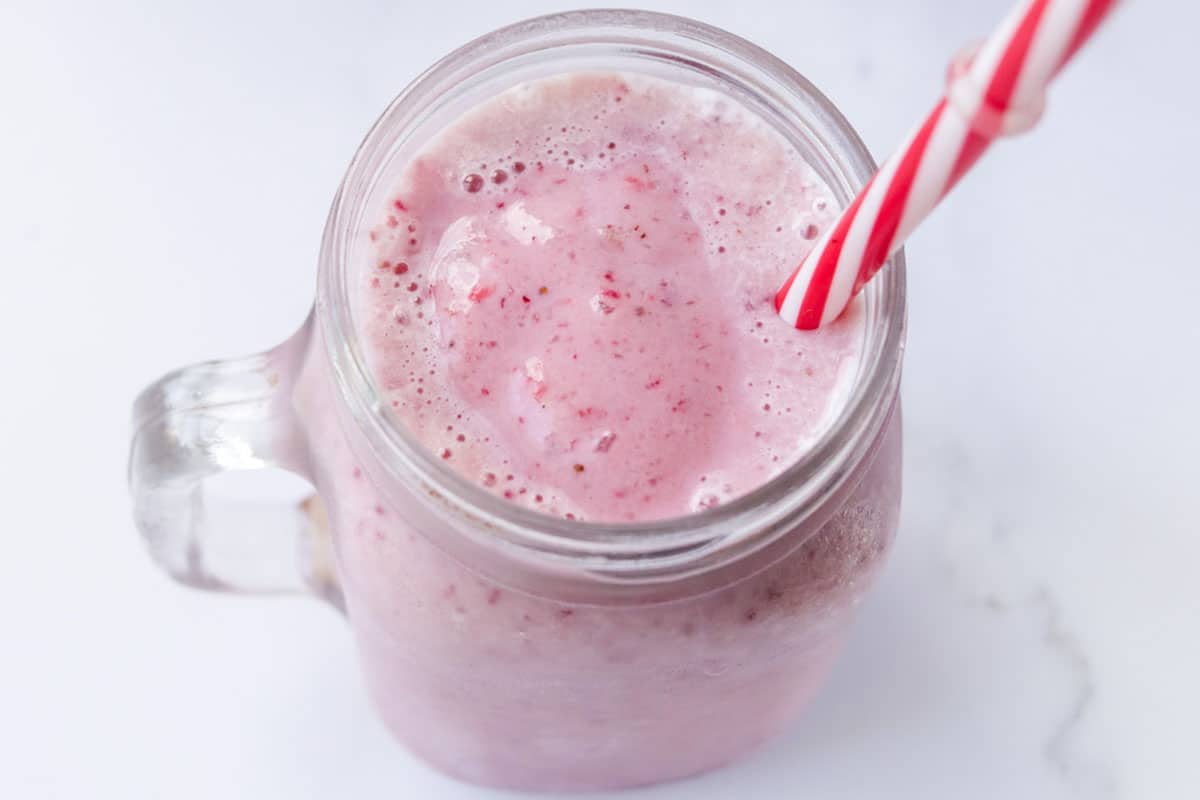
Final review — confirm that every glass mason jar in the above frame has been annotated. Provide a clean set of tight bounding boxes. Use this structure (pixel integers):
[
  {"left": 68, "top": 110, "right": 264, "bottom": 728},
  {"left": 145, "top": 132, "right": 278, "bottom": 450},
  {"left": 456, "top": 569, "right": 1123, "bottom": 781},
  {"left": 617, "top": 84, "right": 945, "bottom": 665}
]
[{"left": 128, "top": 9, "right": 905, "bottom": 793}]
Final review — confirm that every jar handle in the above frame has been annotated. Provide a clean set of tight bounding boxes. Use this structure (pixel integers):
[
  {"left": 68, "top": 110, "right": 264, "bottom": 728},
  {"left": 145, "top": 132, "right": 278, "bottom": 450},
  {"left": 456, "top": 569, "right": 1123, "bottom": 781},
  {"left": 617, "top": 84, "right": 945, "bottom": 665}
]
[{"left": 128, "top": 313, "right": 339, "bottom": 604}]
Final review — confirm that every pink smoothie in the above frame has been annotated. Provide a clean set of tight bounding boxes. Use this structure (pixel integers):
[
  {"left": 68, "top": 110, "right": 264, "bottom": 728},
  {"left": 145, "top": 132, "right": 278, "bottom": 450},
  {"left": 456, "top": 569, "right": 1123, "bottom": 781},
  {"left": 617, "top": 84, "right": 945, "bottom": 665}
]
[
  {"left": 296, "top": 71, "right": 900, "bottom": 791},
  {"left": 360, "top": 73, "right": 862, "bottom": 521}
]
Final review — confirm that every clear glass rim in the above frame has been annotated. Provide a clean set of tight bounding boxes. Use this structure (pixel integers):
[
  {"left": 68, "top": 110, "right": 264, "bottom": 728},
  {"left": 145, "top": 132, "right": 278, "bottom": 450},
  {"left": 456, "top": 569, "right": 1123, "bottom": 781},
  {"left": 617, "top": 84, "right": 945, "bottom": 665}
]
[{"left": 318, "top": 9, "right": 906, "bottom": 567}]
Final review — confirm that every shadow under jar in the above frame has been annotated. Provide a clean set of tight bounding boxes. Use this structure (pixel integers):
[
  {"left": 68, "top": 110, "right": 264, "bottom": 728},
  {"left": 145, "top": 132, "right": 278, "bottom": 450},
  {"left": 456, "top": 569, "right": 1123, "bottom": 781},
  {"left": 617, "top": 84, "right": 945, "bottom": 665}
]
[{"left": 129, "top": 10, "right": 906, "bottom": 793}]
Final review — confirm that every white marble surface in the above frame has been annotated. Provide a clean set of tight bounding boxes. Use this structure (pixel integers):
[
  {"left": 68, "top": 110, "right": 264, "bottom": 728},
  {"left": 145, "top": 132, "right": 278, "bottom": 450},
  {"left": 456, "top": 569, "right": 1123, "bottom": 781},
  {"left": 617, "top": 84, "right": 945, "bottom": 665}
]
[{"left": 1, "top": 1, "right": 1196, "bottom": 797}]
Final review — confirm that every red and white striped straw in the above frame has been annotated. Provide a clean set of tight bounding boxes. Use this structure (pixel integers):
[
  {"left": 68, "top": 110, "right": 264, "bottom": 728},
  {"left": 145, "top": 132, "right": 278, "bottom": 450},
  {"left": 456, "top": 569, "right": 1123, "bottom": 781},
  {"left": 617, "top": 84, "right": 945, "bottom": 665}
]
[{"left": 776, "top": 0, "right": 1119, "bottom": 330}]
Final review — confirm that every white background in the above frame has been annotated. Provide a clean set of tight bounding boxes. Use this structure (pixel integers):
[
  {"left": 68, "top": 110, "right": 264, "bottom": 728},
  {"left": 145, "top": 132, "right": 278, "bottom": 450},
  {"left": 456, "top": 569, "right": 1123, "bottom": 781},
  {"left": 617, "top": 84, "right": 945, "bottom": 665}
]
[{"left": 2, "top": 1, "right": 1196, "bottom": 798}]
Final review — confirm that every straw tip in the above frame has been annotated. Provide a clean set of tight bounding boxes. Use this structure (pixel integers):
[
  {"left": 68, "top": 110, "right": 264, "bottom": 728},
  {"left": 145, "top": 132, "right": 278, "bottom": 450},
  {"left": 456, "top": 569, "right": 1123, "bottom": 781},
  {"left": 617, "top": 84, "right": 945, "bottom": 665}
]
[
  {"left": 775, "top": 290, "right": 822, "bottom": 330},
  {"left": 793, "top": 309, "right": 821, "bottom": 331},
  {"left": 772, "top": 288, "right": 787, "bottom": 315}
]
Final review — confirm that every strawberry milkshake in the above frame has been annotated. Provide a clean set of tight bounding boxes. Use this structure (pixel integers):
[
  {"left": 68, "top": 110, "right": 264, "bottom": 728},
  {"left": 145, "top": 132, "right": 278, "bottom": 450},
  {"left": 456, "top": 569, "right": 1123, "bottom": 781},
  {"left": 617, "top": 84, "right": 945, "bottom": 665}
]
[{"left": 290, "top": 70, "right": 903, "bottom": 790}]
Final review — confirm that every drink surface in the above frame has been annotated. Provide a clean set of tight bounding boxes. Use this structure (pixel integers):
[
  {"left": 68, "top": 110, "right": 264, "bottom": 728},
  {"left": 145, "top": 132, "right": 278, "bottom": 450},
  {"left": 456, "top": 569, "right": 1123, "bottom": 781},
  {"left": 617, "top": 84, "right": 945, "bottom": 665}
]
[{"left": 360, "top": 72, "right": 864, "bottom": 522}]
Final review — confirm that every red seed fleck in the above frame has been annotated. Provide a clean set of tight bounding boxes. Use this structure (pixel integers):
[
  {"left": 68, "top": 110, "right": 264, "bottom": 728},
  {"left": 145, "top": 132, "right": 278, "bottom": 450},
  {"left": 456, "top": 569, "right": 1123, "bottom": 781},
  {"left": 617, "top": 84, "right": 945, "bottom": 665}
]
[
  {"left": 483, "top": 472, "right": 497, "bottom": 487},
  {"left": 522, "top": 295, "right": 531, "bottom": 303},
  {"left": 491, "top": 169, "right": 508, "bottom": 184},
  {"left": 386, "top": 215, "right": 398, "bottom": 228},
  {"left": 607, "top": 142, "right": 616, "bottom": 149},
  {"left": 456, "top": 434, "right": 465, "bottom": 442},
  {"left": 487, "top": 588, "right": 502, "bottom": 605},
  {"left": 462, "top": 173, "right": 484, "bottom": 193},
  {"left": 513, "top": 161, "right": 526, "bottom": 173},
  {"left": 441, "top": 448, "right": 452, "bottom": 459},
  {"left": 480, "top": 387, "right": 490, "bottom": 396},
  {"left": 393, "top": 199, "right": 407, "bottom": 211},
  {"left": 393, "top": 262, "right": 409, "bottom": 275},
  {"left": 407, "top": 282, "right": 418, "bottom": 292},
  {"left": 573, "top": 463, "right": 585, "bottom": 473},
  {"left": 718, "top": 246, "right": 726, "bottom": 253}
]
